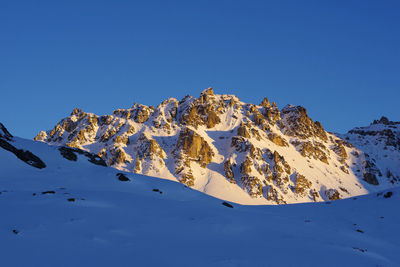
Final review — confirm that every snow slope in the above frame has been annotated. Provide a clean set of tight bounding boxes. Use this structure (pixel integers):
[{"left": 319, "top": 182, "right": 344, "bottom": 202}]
[{"left": 1, "top": 130, "right": 400, "bottom": 266}]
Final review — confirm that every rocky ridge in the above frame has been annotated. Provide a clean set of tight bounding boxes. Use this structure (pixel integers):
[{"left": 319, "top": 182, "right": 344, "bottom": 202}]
[
  {"left": 1, "top": 123, "right": 46, "bottom": 169},
  {"left": 34, "top": 89, "right": 400, "bottom": 204},
  {"left": 341, "top": 116, "right": 400, "bottom": 186}
]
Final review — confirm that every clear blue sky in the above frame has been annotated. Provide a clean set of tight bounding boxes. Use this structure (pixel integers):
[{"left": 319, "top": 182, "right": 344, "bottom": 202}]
[{"left": 1, "top": 0, "right": 399, "bottom": 138}]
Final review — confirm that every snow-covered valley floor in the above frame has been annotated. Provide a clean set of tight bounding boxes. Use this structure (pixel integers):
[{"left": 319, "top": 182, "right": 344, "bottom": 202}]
[{"left": 1, "top": 137, "right": 399, "bottom": 267}]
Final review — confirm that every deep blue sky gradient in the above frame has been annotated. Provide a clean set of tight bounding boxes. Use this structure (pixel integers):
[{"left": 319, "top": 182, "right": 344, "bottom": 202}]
[{"left": 1, "top": 0, "right": 399, "bottom": 138}]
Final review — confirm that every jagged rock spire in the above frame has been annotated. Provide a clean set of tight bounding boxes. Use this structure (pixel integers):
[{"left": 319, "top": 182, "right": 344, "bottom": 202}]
[
  {"left": 260, "top": 97, "right": 271, "bottom": 108},
  {"left": 372, "top": 116, "right": 390, "bottom": 125},
  {"left": 71, "top": 108, "right": 84, "bottom": 116}
]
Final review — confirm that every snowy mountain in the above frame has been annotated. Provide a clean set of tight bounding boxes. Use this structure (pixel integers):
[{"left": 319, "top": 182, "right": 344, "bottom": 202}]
[
  {"left": 1, "top": 122, "right": 400, "bottom": 266},
  {"left": 33, "top": 88, "right": 400, "bottom": 205},
  {"left": 341, "top": 116, "right": 400, "bottom": 185}
]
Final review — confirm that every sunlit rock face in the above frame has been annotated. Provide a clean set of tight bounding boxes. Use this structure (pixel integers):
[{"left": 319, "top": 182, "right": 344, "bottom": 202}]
[{"left": 34, "top": 88, "right": 400, "bottom": 205}]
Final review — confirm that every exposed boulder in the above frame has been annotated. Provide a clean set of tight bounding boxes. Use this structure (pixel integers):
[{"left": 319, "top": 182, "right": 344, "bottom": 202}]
[
  {"left": 325, "top": 189, "right": 341, "bottom": 201},
  {"left": 116, "top": 173, "right": 130, "bottom": 182},
  {"left": 222, "top": 201, "right": 233, "bottom": 208}
]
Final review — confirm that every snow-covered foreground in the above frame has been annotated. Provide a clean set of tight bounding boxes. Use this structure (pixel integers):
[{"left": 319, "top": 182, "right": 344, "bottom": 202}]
[{"left": 1, "top": 137, "right": 400, "bottom": 267}]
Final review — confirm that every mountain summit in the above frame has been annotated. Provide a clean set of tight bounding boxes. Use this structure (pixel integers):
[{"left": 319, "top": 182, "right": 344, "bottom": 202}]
[{"left": 34, "top": 89, "right": 400, "bottom": 204}]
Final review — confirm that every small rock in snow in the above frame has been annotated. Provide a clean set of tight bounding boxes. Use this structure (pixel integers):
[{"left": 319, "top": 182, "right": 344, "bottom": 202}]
[
  {"left": 116, "top": 173, "right": 130, "bottom": 182},
  {"left": 384, "top": 191, "right": 393, "bottom": 198},
  {"left": 42, "top": 191, "right": 56, "bottom": 195},
  {"left": 222, "top": 202, "right": 234, "bottom": 208}
]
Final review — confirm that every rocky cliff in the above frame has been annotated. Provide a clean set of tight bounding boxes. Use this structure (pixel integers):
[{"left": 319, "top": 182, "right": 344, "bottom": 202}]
[{"left": 34, "top": 89, "right": 400, "bottom": 204}]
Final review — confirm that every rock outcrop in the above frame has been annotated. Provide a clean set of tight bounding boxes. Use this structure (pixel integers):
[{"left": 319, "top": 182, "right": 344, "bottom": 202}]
[
  {"left": 176, "top": 127, "right": 213, "bottom": 168},
  {"left": 325, "top": 189, "right": 341, "bottom": 201},
  {"left": 224, "top": 159, "right": 235, "bottom": 183},
  {"left": 280, "top": 105, "right": 327, "bottom": 141},
  {"left": 1, "top": 123, "right": 46, "bottom": 169},
  {"left": 0, "top": 123, "right": 13, "bottom": 141}
]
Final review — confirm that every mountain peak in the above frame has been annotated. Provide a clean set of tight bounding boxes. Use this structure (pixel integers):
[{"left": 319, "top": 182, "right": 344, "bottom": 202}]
[
  {"left": 71, "top": 107, "right": 84, "bottom": 116},
  {"left": 281, "top": 104, "right": 306, "bottom": 114},
  {"left": 372, "top": 116, "right": 396, "bottom": 125},
  {"left": 33, "top": 89, "right": 400, "bottom": 204},
  {"left": 200, "top": 87, "right": 214, "bottom": 97},
  {"left": 260, "top": 97, "right": 271, "bottom": 108}
]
